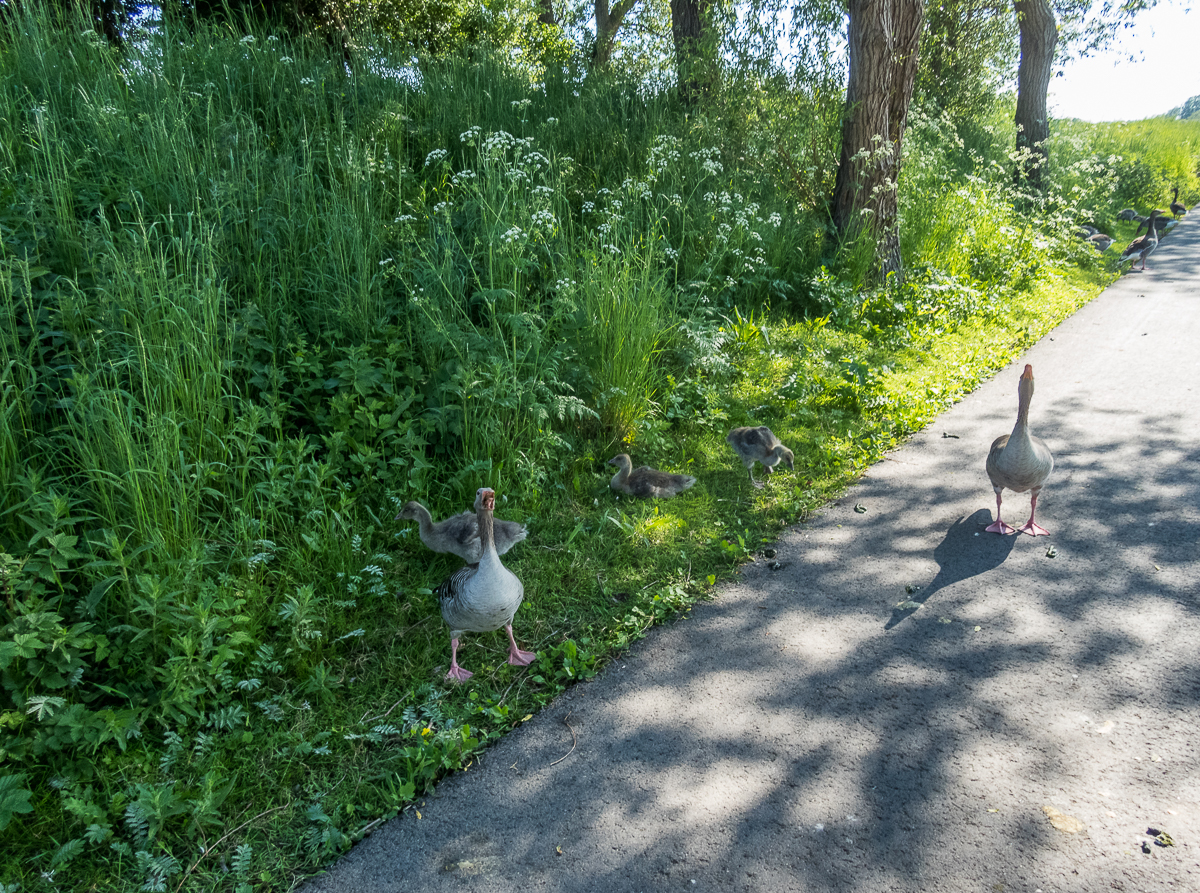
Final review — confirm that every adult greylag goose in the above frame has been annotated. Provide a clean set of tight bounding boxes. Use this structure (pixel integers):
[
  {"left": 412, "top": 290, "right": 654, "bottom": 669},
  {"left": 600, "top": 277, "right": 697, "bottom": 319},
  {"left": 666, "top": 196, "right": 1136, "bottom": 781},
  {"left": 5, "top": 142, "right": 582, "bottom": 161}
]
[
  {"left": 1133, "top": 213, "right": 1172, "bottom": 234},
  {"left": 607, "top": 454, "right": 696, "bottom": 498},
  {"left": 434, "top": 488, "right": 534, "bottom": 682},
  {"left": 726, "top": 426, "right": 794, "bottom": 488},
  {"left": 1170, "top": 187, "right": 1187, "bottom": 218},
  {"left": 985, "top": 364, "right": 1054, "bottom": 536},
  {"left": 1120, "top": 210, "right": 1160, "bottom": 270},
  {"left": 1087, "top": 233, "right": 1113, "bottom": 252},
  {"left": 1117, "top": 208, "right": 1137, "bottom": 221},
  {"left": 396, "top": 499, "right": 526, "bottom": 563}
]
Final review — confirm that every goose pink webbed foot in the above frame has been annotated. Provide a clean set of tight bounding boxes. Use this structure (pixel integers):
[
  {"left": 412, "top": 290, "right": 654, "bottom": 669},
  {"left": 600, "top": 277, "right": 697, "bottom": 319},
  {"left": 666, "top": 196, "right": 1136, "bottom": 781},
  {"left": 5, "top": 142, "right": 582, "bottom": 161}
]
[
  {"left": 986, "top": 493, "right": 1016, "bottom": 534},
  {"left": 446, "top": 638, "right": 474, "bottom": 682},
  {"left": 505, "top": 624, "right": 536, "bottom": 666},
  {"left": 1017, "top": 493, "right": 1049, "bottom": 536}
]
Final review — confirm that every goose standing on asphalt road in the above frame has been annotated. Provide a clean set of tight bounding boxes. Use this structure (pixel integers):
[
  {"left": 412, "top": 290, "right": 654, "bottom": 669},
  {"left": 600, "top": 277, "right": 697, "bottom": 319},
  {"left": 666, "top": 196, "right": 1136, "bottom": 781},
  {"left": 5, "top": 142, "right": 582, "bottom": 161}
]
[{"left": 985, "top": 365, "right": 1054, "bottom": 537}]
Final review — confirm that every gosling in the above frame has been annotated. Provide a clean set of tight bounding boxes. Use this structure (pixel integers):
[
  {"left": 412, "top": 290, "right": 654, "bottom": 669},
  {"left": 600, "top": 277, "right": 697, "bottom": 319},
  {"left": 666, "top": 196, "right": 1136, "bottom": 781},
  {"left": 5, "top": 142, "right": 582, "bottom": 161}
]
[
  {"left": 607, "top": 454, "right": 696, "bottom": 499},
  {"left": 726, "top": 426, "right": 794, "bottom": 489}
]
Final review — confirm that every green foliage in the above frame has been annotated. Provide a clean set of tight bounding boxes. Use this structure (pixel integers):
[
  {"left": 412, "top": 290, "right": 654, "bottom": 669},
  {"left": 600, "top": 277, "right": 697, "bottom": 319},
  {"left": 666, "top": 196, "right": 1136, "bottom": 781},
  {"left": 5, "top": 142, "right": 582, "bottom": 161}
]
[
  {"left": 0, "top": 773, "right": 34, "bottom": 831},
  {"left": 0, "top": 5, "right": 1192, "bottom": 891},
  {"left": 916, "top": 0, "right": 1017, "bottom": 120}
]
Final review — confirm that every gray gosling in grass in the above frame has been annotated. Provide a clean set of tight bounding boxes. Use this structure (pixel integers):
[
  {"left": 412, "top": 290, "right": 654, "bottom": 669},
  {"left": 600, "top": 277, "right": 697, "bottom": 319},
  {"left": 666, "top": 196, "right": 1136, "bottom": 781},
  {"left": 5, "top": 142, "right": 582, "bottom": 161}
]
[
  {"left": 1074, "top": 224, "right": 1098, "bottom": 238},
  {"left": 985, "top": 364, "right": 1054, "bottom": 537},
  {"left": 1087, "top": 233, "right": 1114, "bottom": 252},
  {"left": 1117, "top": 208, "right": 1137, "bottom": 221},
  {"left": 434, "top": 488, "right": 533, "bottom": 682},
  {"left": 396, "top": 499, "right": 527, "bottom": 564},
  {"left": 726, "top": 426, "right": 794, "bottom": 489},
  {"left": 607, "top": 454, "right": 696, "bottom": 499}
]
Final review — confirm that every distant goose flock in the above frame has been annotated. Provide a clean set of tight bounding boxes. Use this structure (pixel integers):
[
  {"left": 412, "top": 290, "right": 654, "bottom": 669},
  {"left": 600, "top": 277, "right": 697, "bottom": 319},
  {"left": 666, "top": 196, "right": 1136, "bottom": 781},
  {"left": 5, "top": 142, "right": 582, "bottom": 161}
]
[{"left": 1076, "top": 188, "right": 1188, "bottom": 271}]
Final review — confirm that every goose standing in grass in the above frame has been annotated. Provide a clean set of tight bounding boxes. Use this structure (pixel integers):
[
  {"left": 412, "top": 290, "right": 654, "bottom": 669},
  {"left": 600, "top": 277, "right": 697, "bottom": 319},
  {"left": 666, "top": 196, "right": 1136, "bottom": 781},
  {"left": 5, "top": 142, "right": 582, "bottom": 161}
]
[
  {"left": 434, "top": 488, "right": 534, "bottom": 682},
  {"left": 1074, "top": 224, "right": 1098, "bottom": 239},
  {"left": 1133, "top": 213, "right": 1173, "bottom": 236},
  {"left": 1117, "top": 208, "right": 1137, "bottom": 221},
  {"left": 607, "top": 454, "right": 696, "bottom": 498},
  {"left": 1087, "top": 233, "right": 1114, "bottom": 252},
  {"left": 396, "top": 498, "right": 527, "bottom": 563},
  {"left": 726, "top": 426, "right": 794, "bottom": 488},
  {"left": 1120, "top": 210, "right": 1160, "bottom": 270},
  {"left": 985, "top": 365, "right": 1054, "bottom": 536},
  {"left": 1171, "top": 187, "right": 1187, "bottom": 218}
]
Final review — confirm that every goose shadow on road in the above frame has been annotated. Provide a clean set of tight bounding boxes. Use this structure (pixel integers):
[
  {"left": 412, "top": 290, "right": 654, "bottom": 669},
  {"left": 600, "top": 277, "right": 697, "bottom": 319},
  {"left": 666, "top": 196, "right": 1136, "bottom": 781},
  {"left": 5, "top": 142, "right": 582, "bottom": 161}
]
[{"left": 884, "top": 508, "right": 1017, "bottom": 629}]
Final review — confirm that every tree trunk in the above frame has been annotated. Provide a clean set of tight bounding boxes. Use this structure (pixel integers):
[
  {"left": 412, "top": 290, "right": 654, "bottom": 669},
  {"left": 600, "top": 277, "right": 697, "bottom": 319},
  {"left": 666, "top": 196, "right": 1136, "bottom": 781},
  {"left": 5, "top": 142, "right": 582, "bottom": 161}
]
[
  {"left": 1013, "top": 0, "right": 1057, "bottom": 190},
  {"left": 831, "top": 0, "right": 925, "bottom": 280},
  {"left": 86, "top": 0, "right": 124, "bottom": 48},
  {"left": 537, "top": 0, "right": 556, "bottom": 26},
  {"left": 592, "top": 0, "right": 640, "bottom": 69},
  {"left": 670, "top": 0, "right": 711, "bottom": 105}
]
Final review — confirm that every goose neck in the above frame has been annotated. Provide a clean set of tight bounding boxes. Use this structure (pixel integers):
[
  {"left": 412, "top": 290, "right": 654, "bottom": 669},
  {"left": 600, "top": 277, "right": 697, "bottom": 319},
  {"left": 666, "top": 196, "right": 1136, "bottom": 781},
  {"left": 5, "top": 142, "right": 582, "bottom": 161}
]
[
  {"left": 477, "top": 504, "right": 497, "bottom": 558},
  {"left": 1015, "top": 378, "right": 1034, "bottom": 428}
]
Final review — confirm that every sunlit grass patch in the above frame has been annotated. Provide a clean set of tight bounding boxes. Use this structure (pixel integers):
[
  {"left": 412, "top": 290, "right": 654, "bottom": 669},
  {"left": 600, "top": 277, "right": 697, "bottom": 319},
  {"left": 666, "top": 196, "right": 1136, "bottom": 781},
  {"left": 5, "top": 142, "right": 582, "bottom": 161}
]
[{"left": 630, "top": 506, "right": 689, "bottom": 545}]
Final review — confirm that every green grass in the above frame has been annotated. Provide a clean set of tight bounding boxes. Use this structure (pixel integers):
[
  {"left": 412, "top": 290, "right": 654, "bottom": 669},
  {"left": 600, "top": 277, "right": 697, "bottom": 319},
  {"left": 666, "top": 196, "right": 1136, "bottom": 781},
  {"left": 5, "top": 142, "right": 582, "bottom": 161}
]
[{"left": 0, "top": 7, "right": 1191, "bottom": 891}]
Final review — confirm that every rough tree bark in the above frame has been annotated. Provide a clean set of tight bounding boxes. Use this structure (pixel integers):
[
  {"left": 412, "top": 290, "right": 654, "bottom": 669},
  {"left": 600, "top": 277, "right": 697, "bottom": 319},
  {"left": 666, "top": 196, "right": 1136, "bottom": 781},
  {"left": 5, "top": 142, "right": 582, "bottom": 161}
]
[
  {"left": 670, "top": 0, "right": 712, "bottom": 105},
  {"left": 831, "top": 0, "right": 925, "bottom": 280},
  {"left": 592, "top": 0, "right": 641, "bottom": 69},
  {"left": 537, "top": 0, "right": 556, "bottom": 26},
  {"left": 1013, "top": 0, "right": 1057, "bottom": 190}
]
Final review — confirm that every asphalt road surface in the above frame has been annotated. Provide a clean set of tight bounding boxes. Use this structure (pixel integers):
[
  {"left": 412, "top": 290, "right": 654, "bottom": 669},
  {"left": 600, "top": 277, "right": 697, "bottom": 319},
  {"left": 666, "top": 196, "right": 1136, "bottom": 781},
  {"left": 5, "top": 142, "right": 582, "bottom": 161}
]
[{"left": 304, "top": 216, "right": 1200, "bottom": 893}]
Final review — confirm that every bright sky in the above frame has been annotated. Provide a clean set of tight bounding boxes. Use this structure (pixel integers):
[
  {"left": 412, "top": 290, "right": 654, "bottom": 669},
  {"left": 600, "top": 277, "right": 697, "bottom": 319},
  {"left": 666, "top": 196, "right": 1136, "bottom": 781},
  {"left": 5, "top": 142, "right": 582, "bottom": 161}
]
[{"left": 1049, "top": 3, "right": 1200, "bottom": 121}]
